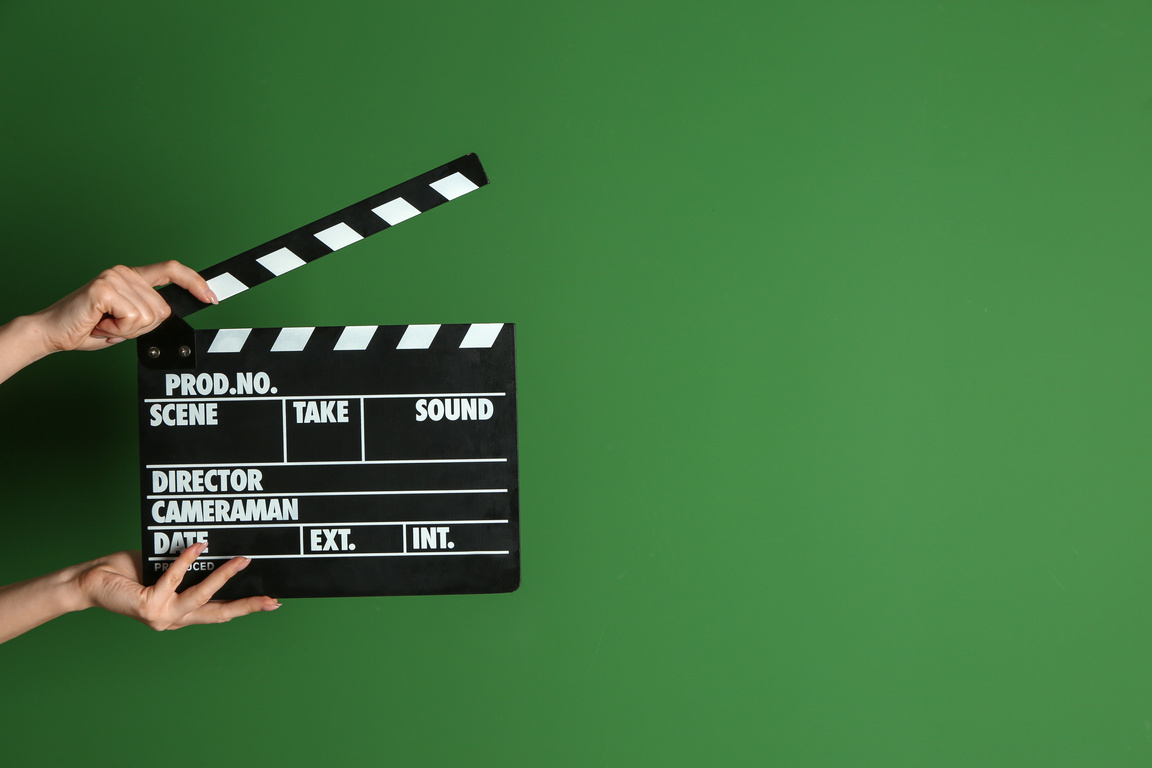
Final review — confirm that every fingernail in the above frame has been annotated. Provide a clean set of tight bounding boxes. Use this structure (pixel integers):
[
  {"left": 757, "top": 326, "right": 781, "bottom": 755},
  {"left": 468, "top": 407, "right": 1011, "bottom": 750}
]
[
  {"left": 204, "top": 288, "right": 219, "bottom": 305},
  {"left": 236, "top": 556, "right": 252, "bottom": 571},
  {"left": 263, "top": 600, "right": 282, "bottom": 611},
  {"left": 107, "top": 337, "right": 126, "bottom": 345}
]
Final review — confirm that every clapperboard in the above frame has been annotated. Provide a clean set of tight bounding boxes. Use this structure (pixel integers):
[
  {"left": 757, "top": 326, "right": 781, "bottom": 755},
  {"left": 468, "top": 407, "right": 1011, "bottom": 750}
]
[{"left": 137, "top": 154, "right": 519, "bottom": 599}]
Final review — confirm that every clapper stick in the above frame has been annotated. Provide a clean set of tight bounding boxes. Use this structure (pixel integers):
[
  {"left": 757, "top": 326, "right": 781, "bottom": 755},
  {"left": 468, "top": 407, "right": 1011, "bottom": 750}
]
[
  {"left": 140, "top": 154, "right": 487, "bottom": 368},
  {"left": 161, "top": 153, "right": 486, "bottom": 318}
]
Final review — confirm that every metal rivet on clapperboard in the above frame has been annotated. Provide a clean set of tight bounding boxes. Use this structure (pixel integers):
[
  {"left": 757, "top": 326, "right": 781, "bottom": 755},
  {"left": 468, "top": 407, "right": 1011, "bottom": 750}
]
[
  {"left": 178, "top": 345, "right": 191, "bottom": 358},
  {"left": 147, "top": 346, "right": 160, "bottom": 359}
]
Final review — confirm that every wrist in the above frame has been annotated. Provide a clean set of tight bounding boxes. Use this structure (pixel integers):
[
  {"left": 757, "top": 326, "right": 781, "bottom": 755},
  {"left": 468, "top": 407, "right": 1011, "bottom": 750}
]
[
  {"left": 0, "top": 314, "right": 56, "bottom": 364},
  {"left": 37, "top": 563, "right": 93, "bottom": 617},
  {"left": 0, "top": 561, "right": 94, "bottom": 643},
  {"left": 63, "top": 563, "right": 98, "bottom": 613},
  {"left": 0, "top": 314, "right": 60, "bottom": 385},
  {"left": 13, "top": 313, "right": 58, "bottom": 360}
]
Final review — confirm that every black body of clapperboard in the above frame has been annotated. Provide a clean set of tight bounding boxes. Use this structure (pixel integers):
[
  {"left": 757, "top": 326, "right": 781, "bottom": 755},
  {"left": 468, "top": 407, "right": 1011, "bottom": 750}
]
[{"left": 136, "top": 154, "right": 519, "bottom": 599}]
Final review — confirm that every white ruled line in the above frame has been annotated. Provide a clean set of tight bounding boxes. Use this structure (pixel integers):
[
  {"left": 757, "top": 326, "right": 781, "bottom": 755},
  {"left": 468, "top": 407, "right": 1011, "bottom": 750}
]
[
  {"left": 145, "top": 458, "right": 507, "bottom": 469},
  {"left": 144, "top": 392, "right": 506, "bottom": 403},
  {"left": 146, "top": 489, "right": 507, "bottom": 500},
  {"left": 147, "top": 551, "right": 511, "bottom": 562},
  {"left": 148, "top": 519, "right": 509, "bottom": 530}
]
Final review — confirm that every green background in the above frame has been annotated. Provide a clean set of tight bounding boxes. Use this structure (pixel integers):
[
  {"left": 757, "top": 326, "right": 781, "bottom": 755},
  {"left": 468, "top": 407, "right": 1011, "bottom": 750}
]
[{"left": 2, "top": 1, "right": 1152, "bottom": 764}]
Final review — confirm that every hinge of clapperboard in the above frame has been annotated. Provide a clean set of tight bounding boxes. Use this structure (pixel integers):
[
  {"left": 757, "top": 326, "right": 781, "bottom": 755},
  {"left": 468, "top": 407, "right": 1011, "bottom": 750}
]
[{"left": 137, "top": 153, "right": 488, "bottom": 369}]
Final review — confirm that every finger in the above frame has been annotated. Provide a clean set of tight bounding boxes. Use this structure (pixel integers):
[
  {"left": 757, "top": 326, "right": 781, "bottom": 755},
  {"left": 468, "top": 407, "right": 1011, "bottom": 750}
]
[
  {"left": 106, "top": 264, "right": 176, "bottom": 333},
  {"left": 93, "top": 286, "right": 170, "bottom": 338},
  {"left": 156, "top": 541, "right": 208, "bottom": 595},
  {"left": 86, "top": 268, "right": 162, "bottom": 339},
  {"left": 175, "top": 555, "right": 252, "bottom": 610},
  {"left": 91, "top": 299, "right": 157, "bottom": 338},
  {"left": 176, "top": 595, "right": 282, "bottom": 627},
  {"left": 72, "top": 333, "right": 128, "bottom": 352},
  {"left": 88, "top": 268, "right": 152, "bottom": 328},
  {"left": 133, "top": 261, "right": 218, "bottom": 305}
]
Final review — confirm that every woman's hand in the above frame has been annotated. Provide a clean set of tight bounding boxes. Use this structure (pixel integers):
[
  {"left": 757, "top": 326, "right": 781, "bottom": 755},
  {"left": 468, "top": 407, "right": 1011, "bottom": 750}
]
[
  {"left": 31, "top": 261, "right": 217, "bottom": 353},
  {"left": 0, "top": 543, "right": 279, "bottom": 643},
  {"left": 77, "top": 544, "right": 280, "bottom": 630},
  {"left": 0, "top": 260, "right": 218, "bottom": 385}
]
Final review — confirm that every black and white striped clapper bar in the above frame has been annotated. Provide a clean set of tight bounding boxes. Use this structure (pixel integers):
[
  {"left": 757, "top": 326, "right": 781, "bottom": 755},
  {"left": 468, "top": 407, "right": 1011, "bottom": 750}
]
[{"left": 137, "top": 154, "right": 519, "bottom": 598}]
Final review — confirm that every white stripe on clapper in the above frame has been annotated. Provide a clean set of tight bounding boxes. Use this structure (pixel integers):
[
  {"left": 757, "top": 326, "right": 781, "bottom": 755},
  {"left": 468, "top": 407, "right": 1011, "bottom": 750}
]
[
  {"left": 314, "top": 222, "right": 363, "bottom": 251},
  {"left": 372, "top": 198, "right": 422, "bottom": 226},
  {"left": 396, "top": 324, "right": 440, "bottom": 350},
  {"left": 430, "top": 172, "right": 479, "bottom": 201},
  {"left": 256, "top": 247, "right": 307, "bottom": 276},
  {"left": 460, "top": 324, "right": 503, "bottom": 348},
  {"left": 271, "top": 327, "right": 315, "bottom": 352},
  {"left": 206, "top": 273, "right": 249, "bottom": 302},
  {"left": 207, "top": 328, "right": 252, "bottom": 353},
  {"left": 334, "top": 326, "right": 377, "bottom": 351}
]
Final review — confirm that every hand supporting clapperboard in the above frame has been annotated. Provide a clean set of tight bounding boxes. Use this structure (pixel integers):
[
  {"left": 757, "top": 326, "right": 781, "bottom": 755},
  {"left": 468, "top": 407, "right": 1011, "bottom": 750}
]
[{"left": 0, "top": 155, "right": 519, "bottom": 643}]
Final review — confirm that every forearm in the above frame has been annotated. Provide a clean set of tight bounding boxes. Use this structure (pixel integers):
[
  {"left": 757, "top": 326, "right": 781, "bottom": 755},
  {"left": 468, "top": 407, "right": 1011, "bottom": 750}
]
[
  {"left": 0, "top": 314, "right": 54, "bottom": 385},
  {"left": 0, "top": 562, "right": 91, "bottom": 644}
]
